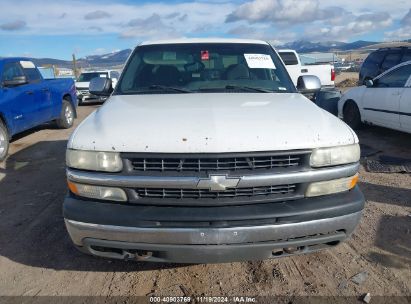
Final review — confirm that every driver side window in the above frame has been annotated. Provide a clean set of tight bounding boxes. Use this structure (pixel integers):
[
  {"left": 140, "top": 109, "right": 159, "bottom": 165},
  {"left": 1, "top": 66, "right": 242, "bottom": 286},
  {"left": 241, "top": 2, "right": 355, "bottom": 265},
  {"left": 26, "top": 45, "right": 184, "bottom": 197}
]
[
  {"left": 375, "top": 64, "right": 411, "bottom": 88},
  {"left": 2, "top": 62, "right": 24, "bottom": 82}
]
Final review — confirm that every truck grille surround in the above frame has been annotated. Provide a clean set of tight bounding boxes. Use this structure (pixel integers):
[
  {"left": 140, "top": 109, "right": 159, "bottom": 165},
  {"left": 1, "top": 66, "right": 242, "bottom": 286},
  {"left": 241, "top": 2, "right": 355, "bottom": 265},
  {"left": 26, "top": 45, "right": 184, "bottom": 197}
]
[{"left": 121, "top": 151, "right": 310, "bottom": 205}]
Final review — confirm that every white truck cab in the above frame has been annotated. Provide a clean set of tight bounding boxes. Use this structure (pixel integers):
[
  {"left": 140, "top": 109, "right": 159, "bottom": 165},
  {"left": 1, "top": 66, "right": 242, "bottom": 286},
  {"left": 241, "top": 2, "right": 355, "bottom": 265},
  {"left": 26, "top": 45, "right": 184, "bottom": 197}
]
[
  {"left": 64, "top": 39, "right": 363, "bottom": 263},
  {"left": 75, "top": 70, "right": 120, "bottom": 104},
  {"left": 278, "top": 49, "right": 335, "bottom": 88}
]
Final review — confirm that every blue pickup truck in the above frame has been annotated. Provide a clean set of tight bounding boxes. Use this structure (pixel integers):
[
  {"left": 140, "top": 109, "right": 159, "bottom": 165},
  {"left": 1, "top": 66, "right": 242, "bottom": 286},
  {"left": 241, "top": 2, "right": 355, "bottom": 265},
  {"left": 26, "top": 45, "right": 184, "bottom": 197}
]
[{"left": 0, "top": 58, "right": 77, "bottom": 160}]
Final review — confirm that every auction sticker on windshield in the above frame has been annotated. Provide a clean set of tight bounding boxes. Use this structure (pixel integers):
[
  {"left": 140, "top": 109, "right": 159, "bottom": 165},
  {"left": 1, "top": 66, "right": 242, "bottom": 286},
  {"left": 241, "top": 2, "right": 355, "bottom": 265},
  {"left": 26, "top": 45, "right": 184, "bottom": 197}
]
[{"left": 244, "top": 54, "right": 276, "bottom": 69}]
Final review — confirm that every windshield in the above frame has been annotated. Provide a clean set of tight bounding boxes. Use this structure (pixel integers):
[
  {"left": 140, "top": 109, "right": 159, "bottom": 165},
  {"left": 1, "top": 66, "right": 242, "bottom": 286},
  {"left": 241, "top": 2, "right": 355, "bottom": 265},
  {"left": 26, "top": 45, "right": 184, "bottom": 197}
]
[
  {"left": 116, "top": 43, "right": 296, "bottom": 94},
  {"left": 78, "top": 72, "right": 108, "bottom": 82}
]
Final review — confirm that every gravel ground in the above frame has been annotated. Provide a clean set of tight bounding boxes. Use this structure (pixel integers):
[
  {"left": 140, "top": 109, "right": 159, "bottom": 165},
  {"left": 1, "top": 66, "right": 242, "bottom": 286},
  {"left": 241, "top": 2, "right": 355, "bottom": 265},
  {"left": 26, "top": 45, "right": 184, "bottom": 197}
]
[{"left": 0, "top": 100, "right": 410, "bottom": 302}]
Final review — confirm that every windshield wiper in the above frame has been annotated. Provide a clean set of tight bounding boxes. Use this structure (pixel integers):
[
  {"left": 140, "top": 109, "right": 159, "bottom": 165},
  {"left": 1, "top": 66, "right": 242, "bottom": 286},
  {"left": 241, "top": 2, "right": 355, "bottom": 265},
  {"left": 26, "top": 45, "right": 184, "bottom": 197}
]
[
  {"left": 147, "top": 85, "right": 193, "bottom": 93},
  {"left": 224, "top": 85, "right": 273, "bottom": 93}
]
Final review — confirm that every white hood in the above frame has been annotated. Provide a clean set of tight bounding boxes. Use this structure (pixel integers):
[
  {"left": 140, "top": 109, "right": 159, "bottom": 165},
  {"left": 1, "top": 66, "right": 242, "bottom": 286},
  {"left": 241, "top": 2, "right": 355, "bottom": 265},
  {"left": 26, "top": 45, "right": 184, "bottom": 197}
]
[
  {"left": 75, "top": 81, "right": 90, "bottom": 89},
  {"left": 68, "top": 93, "right": 357, "bottom": 153}
]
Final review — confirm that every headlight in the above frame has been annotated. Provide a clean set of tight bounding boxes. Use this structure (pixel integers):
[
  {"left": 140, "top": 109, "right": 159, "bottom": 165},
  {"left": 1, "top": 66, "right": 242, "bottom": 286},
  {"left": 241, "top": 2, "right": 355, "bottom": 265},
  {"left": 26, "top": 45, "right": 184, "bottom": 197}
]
[
  {"left": 310, "top": 144, "right": 360, "bottom": 167},
  {"left": 66, "top": 149, "right": 123, "bottom": 172},
  {"left": 306, "top": 174, "right": 358, "bottom": 197},
  {"left": 68, "top": 181, "right": 127, "bottom": 201}
]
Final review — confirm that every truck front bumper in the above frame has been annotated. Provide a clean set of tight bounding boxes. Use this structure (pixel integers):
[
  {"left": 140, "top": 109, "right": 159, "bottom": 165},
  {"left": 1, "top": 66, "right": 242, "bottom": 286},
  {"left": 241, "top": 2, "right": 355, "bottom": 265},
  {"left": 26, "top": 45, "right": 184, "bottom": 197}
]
[{"left": 63, "top": 187, "right": 364, "bottom": 263}]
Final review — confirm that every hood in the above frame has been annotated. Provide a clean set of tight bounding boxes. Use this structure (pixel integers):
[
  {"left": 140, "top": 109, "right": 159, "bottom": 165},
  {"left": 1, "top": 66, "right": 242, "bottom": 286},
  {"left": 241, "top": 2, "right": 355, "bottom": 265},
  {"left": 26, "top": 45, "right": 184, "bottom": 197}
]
[
  {"left": 69, "top": 93, "right": 356, "bottom": 153},
  {"left": 75, "top": 81, "right": 90, "bottom": 89}
]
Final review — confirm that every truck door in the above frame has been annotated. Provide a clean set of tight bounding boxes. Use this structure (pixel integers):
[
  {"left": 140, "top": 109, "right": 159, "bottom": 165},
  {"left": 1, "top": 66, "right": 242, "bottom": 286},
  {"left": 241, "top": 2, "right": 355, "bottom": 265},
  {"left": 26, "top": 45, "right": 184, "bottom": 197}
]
[
  {"left": 399, "top": 75, "right": 411, "bottom": 133},
  {"left": 361, "top": 65, "right": 411, "bottom": 130},
  {"left": 20, "top": 61, "right": 52, "bottom": 126},
  {"left": 0, "top": 61, "right": 35, "bottom": 134}
]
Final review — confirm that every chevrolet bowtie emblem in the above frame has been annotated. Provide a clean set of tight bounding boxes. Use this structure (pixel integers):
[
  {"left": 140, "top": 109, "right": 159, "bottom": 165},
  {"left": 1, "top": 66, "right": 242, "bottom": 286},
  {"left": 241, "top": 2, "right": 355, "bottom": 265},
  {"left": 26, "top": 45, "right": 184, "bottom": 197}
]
[{"left": 197, "top": 175, "right": 241, "bottom": 191}]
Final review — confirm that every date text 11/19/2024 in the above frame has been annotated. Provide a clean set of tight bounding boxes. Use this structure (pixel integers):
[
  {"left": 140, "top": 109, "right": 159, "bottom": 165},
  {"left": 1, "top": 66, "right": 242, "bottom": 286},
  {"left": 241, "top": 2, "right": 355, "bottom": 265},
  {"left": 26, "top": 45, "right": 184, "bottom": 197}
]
[{"left": 149, "top": 296, "right": 257, "bottom": 303}]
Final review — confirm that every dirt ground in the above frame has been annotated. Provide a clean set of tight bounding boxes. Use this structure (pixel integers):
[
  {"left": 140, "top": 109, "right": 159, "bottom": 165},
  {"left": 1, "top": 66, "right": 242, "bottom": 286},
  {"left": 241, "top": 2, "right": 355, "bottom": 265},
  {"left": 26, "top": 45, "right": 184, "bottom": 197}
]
[
  {"left": 335, "top": 72, "right": 359, "bottom": 93},
  {"left": 0, "top": 99, "right": 410, "bottom": 302}
]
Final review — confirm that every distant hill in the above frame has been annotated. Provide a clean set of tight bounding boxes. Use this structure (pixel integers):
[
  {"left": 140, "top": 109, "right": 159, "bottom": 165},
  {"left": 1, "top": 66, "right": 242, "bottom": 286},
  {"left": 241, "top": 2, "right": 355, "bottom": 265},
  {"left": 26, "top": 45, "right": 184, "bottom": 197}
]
[
  {"left": 30, "top": 49, "right": 133, "bottom": 69},
  {"left": 80, "top": 49, "right": 132, "bottom": 68},
  {"left": 3, "top": 39, "right": 411, "bottom": 69},
  {"left": 277, "top": 40, "right": 378, "bottom": 53},
  {"left": 358, "top": 41, "right": 411, "bottom": 50},
  {"left": 338, "top": 40, "right": 380, "bottom": 51},
  {"left": 30, "top": 58, "right": 71, "bottom": 67}
]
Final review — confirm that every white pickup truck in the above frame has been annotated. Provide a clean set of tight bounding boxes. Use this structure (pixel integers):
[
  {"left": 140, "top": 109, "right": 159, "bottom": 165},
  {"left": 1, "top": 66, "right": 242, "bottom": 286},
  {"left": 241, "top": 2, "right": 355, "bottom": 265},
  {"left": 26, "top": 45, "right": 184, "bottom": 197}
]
[
  {"left": 75, "top": 70, "right": 120, "bottom": 104},
  {"left": 63, "top": 38, "right": 363, "bottom": 263},
  {"left": 278, "top": 49, "right": 335, "bottom": 88}
]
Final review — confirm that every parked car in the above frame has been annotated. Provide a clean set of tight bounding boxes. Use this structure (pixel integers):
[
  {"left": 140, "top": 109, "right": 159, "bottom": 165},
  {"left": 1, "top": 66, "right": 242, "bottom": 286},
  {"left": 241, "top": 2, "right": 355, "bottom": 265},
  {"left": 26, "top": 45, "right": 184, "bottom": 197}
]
[
  {"left": 75, "top": 70, "right": 120, "bottom": 104},
  {"left": 64, "top": 38, "right": 363, "bottom": 263},
  {"left": 277, "top": 49, "right": 335, "bottom": 88},
  {"left": 339, "top": 61, "right": 411, "bottom": 133},
  {"left": 0, "top": 58, "right": 77, "bottom": 161},
  {"left": 359, "top": 47, "right": 411, "bottom": 85},
  {"left": 334, "top": 62, "right": 354, "bottom": 72}
]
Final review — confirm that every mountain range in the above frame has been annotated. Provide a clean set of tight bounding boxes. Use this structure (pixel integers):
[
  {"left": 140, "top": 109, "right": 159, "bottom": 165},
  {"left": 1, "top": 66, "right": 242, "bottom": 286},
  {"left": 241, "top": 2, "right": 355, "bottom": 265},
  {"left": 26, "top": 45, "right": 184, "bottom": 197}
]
[
  {"left": 29, "top": 49, "right": 132, "bottom": 69},
  {"left": 15, "top": 39, "right": 411, "bottom": 69},
  {"left": 277, "top": 40, "right": 379, "bottom": 53}
]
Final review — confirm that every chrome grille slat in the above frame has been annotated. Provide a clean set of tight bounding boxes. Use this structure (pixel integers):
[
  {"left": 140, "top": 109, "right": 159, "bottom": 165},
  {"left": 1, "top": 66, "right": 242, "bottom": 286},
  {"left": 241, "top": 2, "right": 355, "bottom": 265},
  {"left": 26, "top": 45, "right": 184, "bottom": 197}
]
[
  {"left": 129, "top": 153, "right": 305, "bottom": 172},
  {"left": 135, "top": 184, "right": 297, "bottom": 199}
]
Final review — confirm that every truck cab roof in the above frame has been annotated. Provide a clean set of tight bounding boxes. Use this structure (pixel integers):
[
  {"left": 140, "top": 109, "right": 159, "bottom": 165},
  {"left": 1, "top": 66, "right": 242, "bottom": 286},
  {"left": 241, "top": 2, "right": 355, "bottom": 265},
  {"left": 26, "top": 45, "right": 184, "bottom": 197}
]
[
  {"left": 139, "top": 38, "right": 270, "bottom": 46},
  {"left": 0, "top": 57, "right": 32, "bottom": 63},
  {"left": 0, "top": 57, "right": 34, "bottom": 69}
]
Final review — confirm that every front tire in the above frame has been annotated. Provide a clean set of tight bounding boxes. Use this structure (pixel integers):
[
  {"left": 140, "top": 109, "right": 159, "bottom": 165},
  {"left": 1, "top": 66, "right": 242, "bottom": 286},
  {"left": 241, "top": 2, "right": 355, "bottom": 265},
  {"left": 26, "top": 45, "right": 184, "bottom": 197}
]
[
  {"left": 343, "top": 101, "right": 362, "bottom": 130},
  {"left": 56, "top": 99, "right": 75, "bottom": 129},
  {"left": 0, "top": 120, "right": 10, "bottom": 161}
]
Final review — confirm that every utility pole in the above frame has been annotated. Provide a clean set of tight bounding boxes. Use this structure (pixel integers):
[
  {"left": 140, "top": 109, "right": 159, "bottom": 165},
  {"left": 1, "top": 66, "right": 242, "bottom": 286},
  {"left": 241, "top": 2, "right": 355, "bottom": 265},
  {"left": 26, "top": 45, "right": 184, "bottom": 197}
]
[{"left": 72, "top": 53, "right": 78, "bottom": 79}]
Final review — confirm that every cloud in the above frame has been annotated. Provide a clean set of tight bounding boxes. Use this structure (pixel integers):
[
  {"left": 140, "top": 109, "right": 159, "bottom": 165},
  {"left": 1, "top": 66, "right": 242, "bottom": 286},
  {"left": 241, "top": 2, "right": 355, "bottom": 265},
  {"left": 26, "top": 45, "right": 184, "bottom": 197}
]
[
  {"left": 92, "top": 48, "right": 106, "bottom": 55},
  {"left": 164, "top": 12, "right": 180, "bottom": 19},
  {"left": 225, "top": 0, "right": 400, "bottom": 43},
  {"left": 178, "top": 14, "right": 188, "bottom": 22},
  {"left": 226, "top": 0, "right": 332, "bottom": 24},
  {"left": 121, "top": 14, "right": 178, "bottom": 39},
  {"left": 126, "top": 14, "right": 162, "bottom": 27},
  {"left": 385, "top": 27, "right": 411, "bottom": 40},
  {"left": 227, "top": 24, "right": 297, "bottom": 44},
  {"left": 0, "top": 0, "right": 407, "bottom": 45},
  {"left": 0, "top": 20, "right": 26, "bottom": 31},
  {"left": 87, "top": 26, "right": 103, "bottom": 32},
  {"left": 400, "top": 9, "right": 411, "bottom": 27},
  {"left": 385, "top": 9, "right": 411, "bottom": 40},
  {"left": 305, "top": 12, "right": 392, "bottom": 41},
  {"left": 84, "top": 10, "right": 111, "bottom": 20}
]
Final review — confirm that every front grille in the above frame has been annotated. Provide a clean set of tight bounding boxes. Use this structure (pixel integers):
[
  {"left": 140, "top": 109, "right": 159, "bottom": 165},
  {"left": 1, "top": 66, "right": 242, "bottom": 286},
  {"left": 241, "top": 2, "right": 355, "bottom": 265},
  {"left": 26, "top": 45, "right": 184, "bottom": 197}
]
[
  {"left": 135, "top": 184, "right": 296, "bottom": 199},
  {"left": 128, "top": 153, "right": 306, "bottom": 172}
]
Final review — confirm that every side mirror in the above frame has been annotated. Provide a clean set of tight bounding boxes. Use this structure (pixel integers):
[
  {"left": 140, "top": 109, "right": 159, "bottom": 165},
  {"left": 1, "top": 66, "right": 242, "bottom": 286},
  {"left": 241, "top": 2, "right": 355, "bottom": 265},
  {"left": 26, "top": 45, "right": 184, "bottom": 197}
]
[
  {"left": 3, "top": 76, "right": 28, "bottom": 87},
  {"left": 365, "top": 79, "right": 374, "bottom": 87},
  {"left": 297, "top": 75, "right": 321, "bottom": 94},
  {"left": 89, "top": 77, "right": 113, "bottom": 96}
]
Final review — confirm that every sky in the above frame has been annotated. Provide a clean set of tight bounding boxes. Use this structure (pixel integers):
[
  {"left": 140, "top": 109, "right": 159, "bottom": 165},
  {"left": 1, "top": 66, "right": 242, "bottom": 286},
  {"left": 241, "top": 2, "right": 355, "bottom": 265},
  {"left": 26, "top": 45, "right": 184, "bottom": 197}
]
[{"left": 0, "top": 0, "right": 410, "bottom": 59}]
